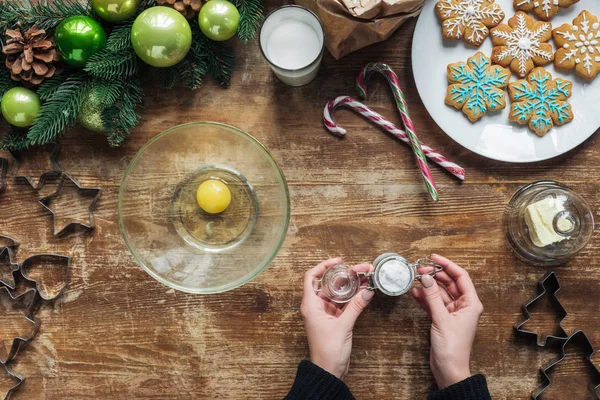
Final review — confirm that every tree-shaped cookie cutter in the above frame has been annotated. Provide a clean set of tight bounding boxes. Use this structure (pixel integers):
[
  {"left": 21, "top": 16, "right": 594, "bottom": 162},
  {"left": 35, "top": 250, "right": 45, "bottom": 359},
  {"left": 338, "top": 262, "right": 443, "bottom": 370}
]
[
  {"left": 532, "top": 330, "right": 600, "bottom": 399},
  {"left": 514, "top": 271, "right": 569, "bottom": 347},
  {"left": 0, "top": 248, "right": 20, "bottom": 290},
  {"left": 0, "top": 287, "right": 40, "bottom": 365},
  {"left": 9, "top": 142, "right": 61, "bottom": 190},
  {"left": 0, "top": 236, "right": 19, "bottom": 263},
  {"left": 39, "top": 173, "right": 101, "bottom": 236},
  {"left": 0, "top": 362, "right": 24, "bottom": 400}
]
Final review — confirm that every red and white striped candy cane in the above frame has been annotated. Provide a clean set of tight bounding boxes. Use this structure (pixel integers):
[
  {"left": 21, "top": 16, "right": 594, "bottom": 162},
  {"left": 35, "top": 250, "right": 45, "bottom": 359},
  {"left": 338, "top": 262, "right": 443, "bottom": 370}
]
[{"left": 324, "top": 96, "right": 465, "bottom": 181}]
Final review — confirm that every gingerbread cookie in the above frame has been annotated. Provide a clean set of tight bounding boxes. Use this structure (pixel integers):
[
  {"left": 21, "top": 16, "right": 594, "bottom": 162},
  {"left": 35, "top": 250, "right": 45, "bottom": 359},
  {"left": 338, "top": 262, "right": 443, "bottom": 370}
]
[
  {"left": 508, "top": 67, "right": 573, "bottom": 136},
  {"left": 490, "top": 11, "right": 553, "bottom": 78},
  {"left": 446, "top": 52, "right": 511, "bottom": 122},
  {"left": 513, "top": 0, "right": 579, "bottom": 21},
  {"left": 436, "top": 0, "right": 505, "bottom": 46},
  {"left": 553, "top": 10, "right": 600, "bottom": 81}
]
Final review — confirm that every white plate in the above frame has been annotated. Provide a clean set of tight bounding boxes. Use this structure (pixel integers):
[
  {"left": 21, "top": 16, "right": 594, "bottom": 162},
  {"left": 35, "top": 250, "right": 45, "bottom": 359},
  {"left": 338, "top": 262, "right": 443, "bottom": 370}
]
[{"left": 412, "top": 0, "right": 600, "bottom": 162}]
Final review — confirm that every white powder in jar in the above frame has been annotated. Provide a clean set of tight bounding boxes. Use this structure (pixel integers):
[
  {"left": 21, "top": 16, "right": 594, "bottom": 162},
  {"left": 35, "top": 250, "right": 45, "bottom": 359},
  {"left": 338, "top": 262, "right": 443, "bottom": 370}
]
[{"left": 378, "top": 259, "right": 412, "bottom": 294}]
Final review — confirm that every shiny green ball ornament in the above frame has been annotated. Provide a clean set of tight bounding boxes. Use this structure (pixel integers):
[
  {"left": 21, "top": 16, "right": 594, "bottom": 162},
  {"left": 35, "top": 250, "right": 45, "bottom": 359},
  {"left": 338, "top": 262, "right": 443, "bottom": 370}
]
[
  {"left": 198, "top": 0, "right": 240, "bottom": 41},
  {"left": 131, "top": 7, "right": 192, "bottom": 68},
  {"left": 77, "top": 92, "right": 106, "bottom": 132},
  {"left": 1, "top": 87, "right": 42, "bottom": 128},
  {"left": 55, "top": 16, "right": 107, "bottom": 67},
  {"left": 91, "top": 0, "right": 140, "bottom": 23}
]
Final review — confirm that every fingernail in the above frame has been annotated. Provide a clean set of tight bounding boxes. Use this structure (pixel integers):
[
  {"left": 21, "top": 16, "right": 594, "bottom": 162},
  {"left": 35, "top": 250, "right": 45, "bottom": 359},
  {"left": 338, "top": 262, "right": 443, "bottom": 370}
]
[
  {"left": 421, "top": 275, "right": 434, "bottom": 288},
  {"left": 431, "top": 253, "right": 439, "bottom": 258},
  {"left": 362, "top": 290, "right": 375, "bottom": 301}
]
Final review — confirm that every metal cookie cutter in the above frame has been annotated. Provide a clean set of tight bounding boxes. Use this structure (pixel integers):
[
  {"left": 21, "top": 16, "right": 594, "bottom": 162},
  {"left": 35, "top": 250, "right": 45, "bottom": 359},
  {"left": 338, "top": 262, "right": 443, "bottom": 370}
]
[
  {"left": 0, "top": 236, "right": 19, "bottom": 264},
  {"left": 314, "top": 253, "right": 443, "bottom": 303},
  {"left": 0, "top": 363, "right": 24, "bottom": 400},
  {"left": 39, "top": 173, "right": 102, "bottom": 236},
  {"left": 0, "top": 248, "right": 20, "bottom": 290},
  {"left": 10, "top": 142, "right": 61, "bottom": 190},
  {"left": 0, "top": 287, "right": 40, "bottom": 365},
  {"left": 532, "top": 330, "right": 600, "bottom": 399},
  {"left": 514, "top": 272, "right": 569, "bottom": 347},
  {"left": 20, "top": 254, "right": 70, "bottom": 301}
]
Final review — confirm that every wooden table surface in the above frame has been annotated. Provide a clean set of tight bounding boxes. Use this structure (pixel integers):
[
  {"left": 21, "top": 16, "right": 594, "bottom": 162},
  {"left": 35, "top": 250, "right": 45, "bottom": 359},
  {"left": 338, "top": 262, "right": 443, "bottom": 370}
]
[{"left": 1, "top": 3, "right": 600, "bottom": 399}]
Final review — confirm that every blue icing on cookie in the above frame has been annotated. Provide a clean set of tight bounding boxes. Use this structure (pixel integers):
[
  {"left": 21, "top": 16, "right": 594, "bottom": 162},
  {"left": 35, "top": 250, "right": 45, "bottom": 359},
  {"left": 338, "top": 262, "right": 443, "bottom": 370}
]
[
  {"left": 510, "top": 69, "right": 572, "bottom": 132},
  {"left": 449, "top": 53, "right": 509, "bottom": 120}
]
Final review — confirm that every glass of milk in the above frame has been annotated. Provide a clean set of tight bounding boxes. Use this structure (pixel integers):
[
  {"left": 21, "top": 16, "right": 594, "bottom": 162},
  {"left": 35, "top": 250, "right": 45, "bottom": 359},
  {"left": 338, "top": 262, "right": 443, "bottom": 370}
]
[{"left": 259, "top": 5, "right": 325, "bottom": 86}]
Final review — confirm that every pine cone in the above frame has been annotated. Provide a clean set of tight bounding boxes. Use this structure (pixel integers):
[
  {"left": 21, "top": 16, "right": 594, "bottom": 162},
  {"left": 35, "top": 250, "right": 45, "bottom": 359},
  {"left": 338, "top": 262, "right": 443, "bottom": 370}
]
[
  {"left": 156, "top": 0, "right": 204, "bottom": 20},
  {"left": 2, "top": 26, "right": 61, "bottom": 86}
]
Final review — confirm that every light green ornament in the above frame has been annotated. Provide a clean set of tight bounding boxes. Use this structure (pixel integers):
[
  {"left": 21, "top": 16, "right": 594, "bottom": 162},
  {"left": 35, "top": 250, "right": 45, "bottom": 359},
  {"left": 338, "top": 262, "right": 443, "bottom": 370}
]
[
  {"left": 1, "top": 87, "right": 41, "bottom": 128},
  {"left": 198, "top": 0, "right": 240, "bottom": 41},
  {"left": 92, "top": 0, "right": 141, "bottom": 23},
  {"left": 77, "top": 92, "right": 105, "bottom": 132},
  {"left": 131, "top": 6, "right": 192, "bottom": 68}
]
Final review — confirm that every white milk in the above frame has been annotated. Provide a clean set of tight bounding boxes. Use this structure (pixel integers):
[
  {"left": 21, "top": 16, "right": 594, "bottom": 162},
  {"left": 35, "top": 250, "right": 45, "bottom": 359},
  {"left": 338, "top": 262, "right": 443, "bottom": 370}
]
[{"left": 266, "top": 20, "right": 321, "bottom": 70}]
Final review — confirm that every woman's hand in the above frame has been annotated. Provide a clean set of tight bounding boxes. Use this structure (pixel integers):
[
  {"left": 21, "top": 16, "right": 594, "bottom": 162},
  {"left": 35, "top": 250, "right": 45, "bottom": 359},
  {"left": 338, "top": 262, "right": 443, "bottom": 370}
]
[
  {"left": 300, "top": 258, "right": 374, "bottom": 380},
  {"left": 411, "top": 254, "right": 484, "bottom": 389}
]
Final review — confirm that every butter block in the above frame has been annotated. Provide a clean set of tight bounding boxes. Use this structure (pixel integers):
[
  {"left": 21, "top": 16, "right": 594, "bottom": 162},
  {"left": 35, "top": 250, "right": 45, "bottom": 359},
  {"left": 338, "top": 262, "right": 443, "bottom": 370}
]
[{"left": 524, "top": 197, "right": 570, "bottom": 247}]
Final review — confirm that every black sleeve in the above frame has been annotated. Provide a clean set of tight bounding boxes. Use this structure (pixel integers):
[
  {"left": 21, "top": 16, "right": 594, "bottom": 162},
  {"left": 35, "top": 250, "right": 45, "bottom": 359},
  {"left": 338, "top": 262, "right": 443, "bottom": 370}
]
[
  {"left": 427, "top": 374, "right": 491, "bottom": 400},
  {"left": 284, "top": 360, "right": 355, "bottom": 400}
]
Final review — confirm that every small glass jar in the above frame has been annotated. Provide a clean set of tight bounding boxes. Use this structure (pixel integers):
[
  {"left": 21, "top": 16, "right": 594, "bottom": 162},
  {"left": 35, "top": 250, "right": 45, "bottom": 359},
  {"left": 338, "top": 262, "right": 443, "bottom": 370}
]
[
  {"left": 313, "top": 253, "right": 443, "bottom": 303},
  {"left": 503, "top": 181, "right": 594, "bottom": 266}
]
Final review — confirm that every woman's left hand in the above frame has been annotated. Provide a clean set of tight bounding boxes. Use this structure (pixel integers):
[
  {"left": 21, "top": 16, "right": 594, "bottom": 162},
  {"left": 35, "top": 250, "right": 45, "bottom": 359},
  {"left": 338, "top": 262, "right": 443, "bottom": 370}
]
[{"left": 300, "top": 258, "right": 374, "bottom": 379}]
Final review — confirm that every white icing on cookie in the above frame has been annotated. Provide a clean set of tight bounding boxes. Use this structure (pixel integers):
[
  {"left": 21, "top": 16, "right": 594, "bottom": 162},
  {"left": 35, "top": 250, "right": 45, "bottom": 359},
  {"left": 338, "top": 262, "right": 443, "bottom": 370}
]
[
  {"left": 556, "top": 11, "right": 600, "bottom": 76},
  {"left": 437, "top": 0, "right": 504, "bottom": 44}
]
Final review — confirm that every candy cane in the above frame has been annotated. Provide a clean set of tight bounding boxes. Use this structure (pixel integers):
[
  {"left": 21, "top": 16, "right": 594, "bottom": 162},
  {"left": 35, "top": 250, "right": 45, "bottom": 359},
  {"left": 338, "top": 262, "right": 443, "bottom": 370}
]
[
  {"left": 356, "top": 63, "right": 438, "bottom": 201},
  {"left": 324, "top": 96, "right": 465, "bottom": 181}
]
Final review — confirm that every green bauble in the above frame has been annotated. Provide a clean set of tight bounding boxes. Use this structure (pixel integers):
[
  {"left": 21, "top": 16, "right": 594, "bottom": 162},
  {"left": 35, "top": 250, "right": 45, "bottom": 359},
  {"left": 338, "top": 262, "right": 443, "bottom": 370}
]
[
  {"left": 131, "top": 7, "right": 192, "bottom": 68},
  {"left": 199, "top": 0, "right": 240, "bottom": 41},
  {"left": 77, "top": 92, "right": 105, "bottom": 132},
  {"left": 1, "top": 87, "right": 41, "bottom": 128},
  {"left": 55, "top": 16, "right": 107, "bottom": 67},
  {"left": 92, "top": 0, "right": 140, "bottom": 22}
]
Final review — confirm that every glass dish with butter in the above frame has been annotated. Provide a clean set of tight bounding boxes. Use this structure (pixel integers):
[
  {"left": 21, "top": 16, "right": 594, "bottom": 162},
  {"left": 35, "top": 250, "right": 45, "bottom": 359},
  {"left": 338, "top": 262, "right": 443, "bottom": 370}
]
[{"left": 504, "top": 181, "right": 594, "bottom": 266}]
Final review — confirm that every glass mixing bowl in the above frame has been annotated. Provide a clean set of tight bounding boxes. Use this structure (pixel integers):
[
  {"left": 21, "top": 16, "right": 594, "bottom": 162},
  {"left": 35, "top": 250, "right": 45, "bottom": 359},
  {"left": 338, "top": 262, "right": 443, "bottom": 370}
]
[
  {"left": 118, "top": 122, "right": 290, "bottom": 293},
  {"left": 503, "top": 181, "right": 594, "bottom": 266}
]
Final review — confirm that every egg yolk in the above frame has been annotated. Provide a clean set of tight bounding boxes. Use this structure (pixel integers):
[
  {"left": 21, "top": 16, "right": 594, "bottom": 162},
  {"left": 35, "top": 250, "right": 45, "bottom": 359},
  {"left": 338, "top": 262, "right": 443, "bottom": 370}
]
[{"left": 196, "top": 179, "right": 231, "bottom": 214}]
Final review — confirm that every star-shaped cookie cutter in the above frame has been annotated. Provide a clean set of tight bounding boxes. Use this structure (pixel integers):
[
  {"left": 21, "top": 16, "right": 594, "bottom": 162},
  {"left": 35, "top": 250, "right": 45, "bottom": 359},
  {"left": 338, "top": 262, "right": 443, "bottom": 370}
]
[
  {"left": 39, "top": 173, "right": 101, "bottom": 236},
  {"left": 0, "top": 362, "right": 25, "bottom": 400},
  {"left": 9, "top": 143, "right": 61, "bottom": 190},
  {"left": 0, "top": 248, "right": 19, "bottom": 290},
  {"left": 0, "top": 287, "right": 40, "bottom": 365},
  {"left": 532, "top": 330, "right": 600, "bottom": 399},
  {"left": 514, "top": 272, "right": 569, "bottom": 347}
]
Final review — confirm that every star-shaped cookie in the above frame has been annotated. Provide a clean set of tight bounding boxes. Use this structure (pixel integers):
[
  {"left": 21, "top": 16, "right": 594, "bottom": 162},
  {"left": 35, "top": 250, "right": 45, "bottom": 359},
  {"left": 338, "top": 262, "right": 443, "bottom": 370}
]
[
  {"left": 553, "top": 10, "right": 600, "bottom": 81},
  {"left": 436, "top": 0, "right": 506, "bottom": 46},
  {"left": 513, "top": 0, "right": 579, "bottom": 21},
  {"left": 491, "top": 11, "right": 554, "bottom": 78}
]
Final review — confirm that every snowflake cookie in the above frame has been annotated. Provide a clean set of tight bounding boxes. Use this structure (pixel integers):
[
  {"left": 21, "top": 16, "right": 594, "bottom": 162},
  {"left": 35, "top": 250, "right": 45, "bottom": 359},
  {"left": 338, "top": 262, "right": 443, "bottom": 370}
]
[
  {"left": 508, "top": 67, "right": 573, "bottom": 136},
  {"left": 491, "top": 11, "right": 553, "bottom": 78},
  {"left": 436, "top": 0, "right": 506, "bottom": 46},
  {"left": 553, "top": 10, "right": 600, "bottom": 81},
  {"left": 513, "top": 0, "right": 579, "bottom": 21},
  {"left": 446, "top": 52, "right": 511, "bottom": 122}
]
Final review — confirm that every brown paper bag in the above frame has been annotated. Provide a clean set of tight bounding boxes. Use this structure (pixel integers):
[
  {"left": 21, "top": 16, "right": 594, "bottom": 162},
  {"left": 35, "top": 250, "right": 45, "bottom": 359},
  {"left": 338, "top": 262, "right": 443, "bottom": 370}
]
[{"left": 294, "top": 0, "right": 426, "bottom": 59}]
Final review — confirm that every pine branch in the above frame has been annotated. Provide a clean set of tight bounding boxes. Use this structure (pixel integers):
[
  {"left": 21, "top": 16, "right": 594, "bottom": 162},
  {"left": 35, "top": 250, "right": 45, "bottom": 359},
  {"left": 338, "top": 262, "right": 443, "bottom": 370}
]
[
  {"left": 102, "top": 79, "right": 143, "bottom": 147},
  {"left": 182, "top": 58, "right": 208, "bottom": 90},
  {"left": 0, "top": 126, "right": 29, "bottom": 151},
  {"left": 232, "top": 0, "right": 263, "bottom": 43},
  {"left": 106, "top": 23, "right": 133, "bottom": 52},
  {"left": 37, "top": 74, "right": 68, "bottom": 101},
  {"left": 92, "top": 80, "right": 124, "bottom": 106},
  {"left": 0, "top": 66, "right": 16, "bottom": 98},
  {"left": 27, "top": 73, "right": 93, "bottom": 145},
  {"left": 192, "top": 25, "right": 234, "bottom": 87},
  {"left": 0, "top": 0, "right": 90, "bottom": 31},
  {"left": 85, "top": 49, "right": 140, "bottom": 80}
]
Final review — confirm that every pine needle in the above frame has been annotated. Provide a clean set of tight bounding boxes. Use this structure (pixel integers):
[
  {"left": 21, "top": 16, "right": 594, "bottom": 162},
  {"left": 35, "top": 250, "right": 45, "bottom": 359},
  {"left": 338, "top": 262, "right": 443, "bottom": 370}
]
[
  {"left": 232, "top": 0, "right": 263, "bottom": 43},
  {"left": 0, "top": 126, "right": 30, "bottom": 151},
  {"left": 85, "top": 49, "right": 140, "bottom": 80},
  {"left": 0, "top": 0, "right": 90, "bottom": 31},
  {"left": 27, "top": 73, "right": 93, "bottom": 145},
  {"left": 102, "top": 79, "right": 144, "bottom": 147},
  {"left": 37, "top": 74, "right": 68, "bottom": 101}
]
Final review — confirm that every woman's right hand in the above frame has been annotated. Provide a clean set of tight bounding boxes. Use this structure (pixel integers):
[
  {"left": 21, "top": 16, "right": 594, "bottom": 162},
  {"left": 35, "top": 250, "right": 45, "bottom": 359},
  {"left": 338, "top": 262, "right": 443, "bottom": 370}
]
[{"left": 411, "top": 254, "right": 484, "bottom": 389}]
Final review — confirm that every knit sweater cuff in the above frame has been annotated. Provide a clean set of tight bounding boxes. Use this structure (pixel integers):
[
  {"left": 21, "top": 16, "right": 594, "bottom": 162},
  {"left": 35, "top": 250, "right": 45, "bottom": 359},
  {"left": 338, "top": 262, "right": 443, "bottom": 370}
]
[
  {"left": 284, "top": 360, "right": 355, "bottom": 400},
  {"left": 427, "top": 374, "right": 491, "bottom": 400}
]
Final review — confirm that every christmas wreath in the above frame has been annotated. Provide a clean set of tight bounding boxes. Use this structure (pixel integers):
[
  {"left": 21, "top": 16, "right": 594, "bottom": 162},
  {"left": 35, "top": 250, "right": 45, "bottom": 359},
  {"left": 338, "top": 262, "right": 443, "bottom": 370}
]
[{"left": 0, "top": 0, "right": 263, "bottom": 150}]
